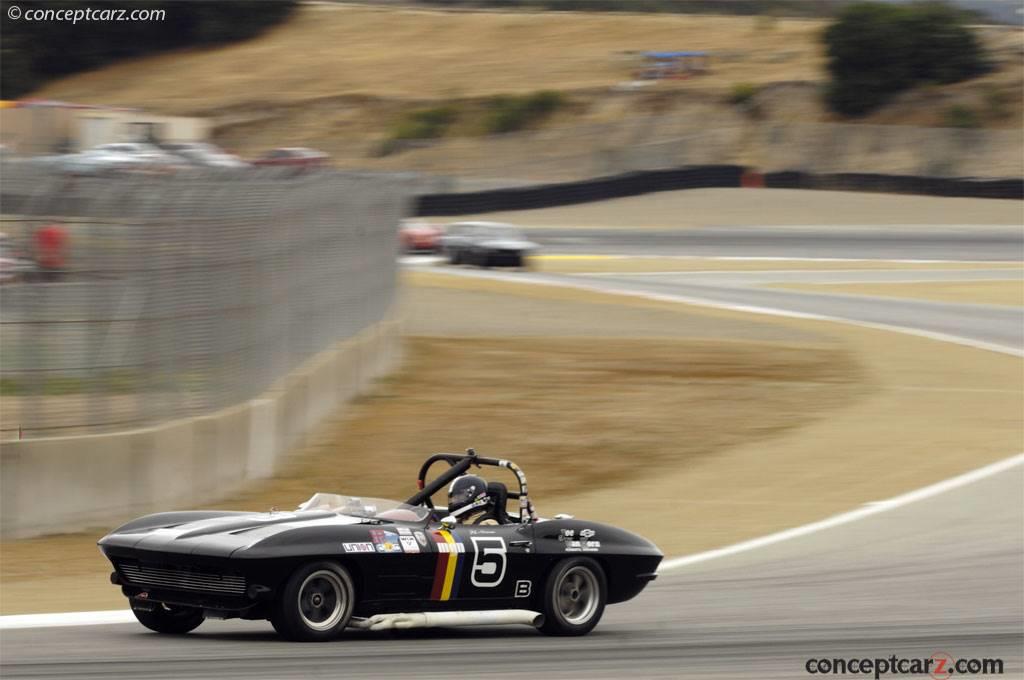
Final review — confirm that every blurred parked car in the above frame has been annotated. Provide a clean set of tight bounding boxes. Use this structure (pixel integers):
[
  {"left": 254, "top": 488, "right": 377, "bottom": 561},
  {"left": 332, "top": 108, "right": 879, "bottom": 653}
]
[
  {"left": 252, "top": 147, "right": 329, "bottom": 169},
  {"left": 0, "top": 233, "right": 36, "bottom": 283},
  {"left": 399, "top": 220, "right": 443, "bottom": 253},
  {"left": 162, "top": 142, "right": 249, "bottom": 169},
  {"left": 36, "top": 143, "right": 187, "bottom": 176},
  {"left": 440, "top": 221, "right": 538, "bottom": 268},
  {"left": 93, "top": 143, "right": 190, "bottom": 172}
]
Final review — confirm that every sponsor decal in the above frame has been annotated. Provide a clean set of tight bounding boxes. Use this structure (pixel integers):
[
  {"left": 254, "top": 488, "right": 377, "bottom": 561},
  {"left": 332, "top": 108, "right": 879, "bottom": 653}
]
[
  {"left": 397, "top": 526, "right": 412, "bottom": 536},
  {"left": 561, "top": 527, "right": 600, "bottom": 552},
  {"left": 429, "top": 530, "right": 465, "bottom": 601},
  {"left": 414, "top": 531, "right": 428, "bottom": 547},
  {"left": 342, "top": 541, "right": 375, "bottom": 553},
  {"left": 436, "top": 542, "right": 466, "bottom": 553},
  {"left": 399, "top": 535, "right": 420, "bottom": 553},
  {"left": 470, "top": 536, "right": 507, "bottom": 588},
  {"left": 514, "top": 580, "right": 532, "bottom": 598},
  {"left": 369, "top": 529, "right": 403, "bottom": 554}
]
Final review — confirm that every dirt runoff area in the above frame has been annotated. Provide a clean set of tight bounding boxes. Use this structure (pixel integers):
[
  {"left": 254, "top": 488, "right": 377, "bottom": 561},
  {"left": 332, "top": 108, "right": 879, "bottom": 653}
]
[
  {"left": 3, "top": 269, "right": 1022, "bottom": 614},
  {"left": 776, "top": 279, "right": 1024, "bottom": 307}
]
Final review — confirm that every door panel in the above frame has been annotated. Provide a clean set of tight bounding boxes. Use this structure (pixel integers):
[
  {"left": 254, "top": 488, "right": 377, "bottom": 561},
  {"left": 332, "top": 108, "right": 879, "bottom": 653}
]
[{"left": 426, "top": 525, "right": 540, "bottom": 606}]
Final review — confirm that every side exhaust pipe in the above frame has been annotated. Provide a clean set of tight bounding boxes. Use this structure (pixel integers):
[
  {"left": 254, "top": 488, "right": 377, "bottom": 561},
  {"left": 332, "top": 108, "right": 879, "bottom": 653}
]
[{"left": 350, "top": 609, "right": 544, "bottom": 631}]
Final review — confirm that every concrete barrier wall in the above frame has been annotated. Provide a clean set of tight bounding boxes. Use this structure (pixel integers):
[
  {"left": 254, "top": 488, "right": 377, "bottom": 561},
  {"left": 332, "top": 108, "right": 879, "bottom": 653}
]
[{"left": 0, "top": 313, "right": 403, "bottom": 539}]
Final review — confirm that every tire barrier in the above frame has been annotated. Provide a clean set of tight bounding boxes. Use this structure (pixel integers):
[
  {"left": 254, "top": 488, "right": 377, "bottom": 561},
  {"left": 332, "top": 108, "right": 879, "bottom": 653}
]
[
  {"left": 414, "top": 165, "right": 1022, "bottom": 216},
  {"left": 415, "top": 165, "right": 746, "bottom": 216},
  {"left": 763, "top": 171, "right": 1024, "bottom": 200}
]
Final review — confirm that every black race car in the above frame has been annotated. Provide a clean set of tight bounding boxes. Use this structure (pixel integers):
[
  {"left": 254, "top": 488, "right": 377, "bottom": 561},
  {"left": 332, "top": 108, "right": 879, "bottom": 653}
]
[{"left": 98, "top": 450, "right": 662, "bottom": 641}]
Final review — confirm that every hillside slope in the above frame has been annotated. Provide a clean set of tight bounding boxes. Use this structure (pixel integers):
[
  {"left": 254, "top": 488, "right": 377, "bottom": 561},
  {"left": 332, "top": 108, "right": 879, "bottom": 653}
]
[{"left": 27, "top": 4, "right": 1023, "bottom": 178}]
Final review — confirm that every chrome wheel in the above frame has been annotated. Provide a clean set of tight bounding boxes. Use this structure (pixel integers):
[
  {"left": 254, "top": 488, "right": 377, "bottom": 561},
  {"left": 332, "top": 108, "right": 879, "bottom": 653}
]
[
  {"left": 555, "top": 565, "right": 599, "bottom": 625},
  {"left": 297, "top": 570, "right": 346, "bottom": 632}
]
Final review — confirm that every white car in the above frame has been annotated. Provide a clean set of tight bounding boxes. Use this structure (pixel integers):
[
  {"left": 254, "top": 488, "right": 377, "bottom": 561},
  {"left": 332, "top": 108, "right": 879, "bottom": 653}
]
[
  {"left": 440, "top": 221, "right": 539, "bottom": 268},
  {"left": 92, "top": 143, "right": 189, "bottom": 171},
  {"left": 162, "top": 142, "right": 249, "bottom": 169},
  {"left": 0, "top": 233, "right": 35, "bottom": 283}
]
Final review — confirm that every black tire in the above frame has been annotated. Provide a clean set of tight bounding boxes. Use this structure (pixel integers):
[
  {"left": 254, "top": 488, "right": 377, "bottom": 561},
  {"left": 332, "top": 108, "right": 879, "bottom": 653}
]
[
  {"left": 132, "top": 603, "right": 204, "bottom": 634},
  {"left": 271, "top": 561, "right": 355, "bottom": 642},
  {"left": 448, "top": 249, "right": 461, "bottom": 265},
  {"left": 539, "top": 557, "right": 607, "bottom": 636}
]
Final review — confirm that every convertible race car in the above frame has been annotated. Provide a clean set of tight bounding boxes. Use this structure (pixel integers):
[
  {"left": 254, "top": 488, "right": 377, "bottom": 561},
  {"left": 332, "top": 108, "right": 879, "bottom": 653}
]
[{"left": 98, "top": 450, "right": 662, "bottom": 641}]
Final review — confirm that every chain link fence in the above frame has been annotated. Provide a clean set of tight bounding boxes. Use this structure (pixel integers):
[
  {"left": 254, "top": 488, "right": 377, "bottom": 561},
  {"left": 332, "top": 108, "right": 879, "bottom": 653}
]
[{"left": 0, "top": 161, "right": 412, "bottom": 439}]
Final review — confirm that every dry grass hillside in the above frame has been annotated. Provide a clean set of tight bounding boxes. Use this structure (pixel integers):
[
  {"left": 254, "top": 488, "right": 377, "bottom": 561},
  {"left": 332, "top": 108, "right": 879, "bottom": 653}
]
[
  {"left": 33, "top": 5, "right": 828, "bottom": 109},
  {"left": 29, "top": 4, "right": 1024, "bottom": 175}
]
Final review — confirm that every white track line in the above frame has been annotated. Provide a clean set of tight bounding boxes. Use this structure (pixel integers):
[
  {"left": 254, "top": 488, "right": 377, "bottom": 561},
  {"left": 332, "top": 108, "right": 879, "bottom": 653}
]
[
  {"left": 0, "top": 610, "right": 134, "bottom": 629},
  {"left": 659, "top": 452, "right": 1024, "bottom": 572},
  {"left": 3, "top": 265, "right": 1021, "bottom": 630},
  {"left": 424, "top": 267, "right": 1024, "bottom": 358}
]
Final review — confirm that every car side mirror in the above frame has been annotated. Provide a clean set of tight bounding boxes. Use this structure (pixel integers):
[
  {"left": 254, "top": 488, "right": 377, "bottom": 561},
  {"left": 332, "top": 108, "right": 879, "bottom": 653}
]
[{"left": 440, "top": 515, "right": 457, "bottom": 529}]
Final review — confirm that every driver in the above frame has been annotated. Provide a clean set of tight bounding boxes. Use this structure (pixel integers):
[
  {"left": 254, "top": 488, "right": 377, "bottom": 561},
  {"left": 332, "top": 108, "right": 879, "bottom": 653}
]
[{"left": 446, "top": 474, "right": 494, "bottom": 524}]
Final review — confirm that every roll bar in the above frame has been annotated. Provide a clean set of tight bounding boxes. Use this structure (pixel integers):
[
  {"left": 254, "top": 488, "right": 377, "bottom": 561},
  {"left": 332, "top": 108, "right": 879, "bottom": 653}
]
[{"left": 405, "top": 448, "right": 538, "bottom": 524}]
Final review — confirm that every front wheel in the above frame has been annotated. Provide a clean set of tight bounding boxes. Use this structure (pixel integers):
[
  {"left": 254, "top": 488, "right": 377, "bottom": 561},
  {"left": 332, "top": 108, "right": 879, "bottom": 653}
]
[
  {"left": 539, "top": 557, "right": 607, "bottom": 636},
  {"left": 132, "top": 603, "right": 204, "bottom": 634},
  {"left": 271, "top": 561, "right": 355, "bottom": 641}
]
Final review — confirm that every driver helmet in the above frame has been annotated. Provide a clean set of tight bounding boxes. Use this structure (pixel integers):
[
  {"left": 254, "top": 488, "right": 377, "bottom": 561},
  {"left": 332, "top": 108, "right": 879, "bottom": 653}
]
[{"left": 447, "top": 475, "right": 489, "bottom": 519}]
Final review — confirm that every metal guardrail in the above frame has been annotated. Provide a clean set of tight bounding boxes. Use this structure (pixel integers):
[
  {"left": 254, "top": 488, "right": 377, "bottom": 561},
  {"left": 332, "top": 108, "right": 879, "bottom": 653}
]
[{"left": 0, "top": 161, "right": 412, "bottom": 438}]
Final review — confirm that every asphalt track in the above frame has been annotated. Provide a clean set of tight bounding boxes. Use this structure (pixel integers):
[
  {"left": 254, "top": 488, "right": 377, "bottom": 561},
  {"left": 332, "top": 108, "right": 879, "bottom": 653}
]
[
  {"left": 3, "top": 227, "right": 1023, "bottom": 680},
  {"left": 527, "top": 226, "right": 1024, "bottom": 261}
]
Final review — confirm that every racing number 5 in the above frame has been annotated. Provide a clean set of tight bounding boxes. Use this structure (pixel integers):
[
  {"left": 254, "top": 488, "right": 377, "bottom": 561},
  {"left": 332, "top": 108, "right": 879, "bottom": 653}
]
[{"left": 470, "top": 537, "right": 506, "bottom": 588}]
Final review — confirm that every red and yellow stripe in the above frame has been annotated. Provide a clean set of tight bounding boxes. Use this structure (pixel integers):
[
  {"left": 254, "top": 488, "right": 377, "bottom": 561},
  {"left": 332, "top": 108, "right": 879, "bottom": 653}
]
[{"left": 429, "top": 530, "right": 464, "bottom": 601}]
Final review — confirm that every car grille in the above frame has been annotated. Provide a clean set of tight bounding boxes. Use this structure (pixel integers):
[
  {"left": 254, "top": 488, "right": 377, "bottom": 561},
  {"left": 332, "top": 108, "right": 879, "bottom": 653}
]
[{"left": 117, "top": 561, "right": 246, "bottom": 596}]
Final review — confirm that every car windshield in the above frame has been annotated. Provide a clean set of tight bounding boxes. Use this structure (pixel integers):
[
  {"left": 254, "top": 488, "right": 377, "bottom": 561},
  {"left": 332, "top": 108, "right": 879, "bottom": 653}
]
[{"left": 297, "top": 493, "right": 430, "bottom": 521}]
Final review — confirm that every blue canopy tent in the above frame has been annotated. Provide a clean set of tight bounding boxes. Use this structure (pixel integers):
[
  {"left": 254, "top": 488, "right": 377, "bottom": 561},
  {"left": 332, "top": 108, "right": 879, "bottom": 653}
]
[{"left": 637, "top": 51, "right": 710, "bottom": 79}]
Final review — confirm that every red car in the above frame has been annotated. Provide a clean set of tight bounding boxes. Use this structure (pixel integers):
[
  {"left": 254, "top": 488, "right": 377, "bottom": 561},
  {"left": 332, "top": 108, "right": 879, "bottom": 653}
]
[
  {"left": 252, "top": 147, "right": 329, "bottom": 169},
  {"left": 399, "top": 220, "right": 443, "bottom": 253}
]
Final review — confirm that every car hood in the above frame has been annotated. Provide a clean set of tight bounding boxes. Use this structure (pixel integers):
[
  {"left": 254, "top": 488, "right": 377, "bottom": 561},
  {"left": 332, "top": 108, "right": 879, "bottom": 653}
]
[{"left": 100, "top": 511, "right": 367, "bottom": 557}]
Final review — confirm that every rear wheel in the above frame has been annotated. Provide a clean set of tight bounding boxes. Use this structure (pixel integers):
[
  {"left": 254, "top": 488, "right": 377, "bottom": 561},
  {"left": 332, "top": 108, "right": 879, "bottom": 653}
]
[
  {"left": 132, "top": 603, "right": 204, "bottom": 634},
  {"left": 539, "top": 557, "right": 606, "bottom": 636},
  {"left": 271, "top": 561, "right": 355, "bottom": 641}
]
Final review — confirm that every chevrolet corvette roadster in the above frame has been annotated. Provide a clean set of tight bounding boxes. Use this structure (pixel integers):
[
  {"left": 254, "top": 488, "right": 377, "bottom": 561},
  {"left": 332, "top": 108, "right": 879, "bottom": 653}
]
[{"left": 98, "top": 450, "right": 662, "bottom": 641}]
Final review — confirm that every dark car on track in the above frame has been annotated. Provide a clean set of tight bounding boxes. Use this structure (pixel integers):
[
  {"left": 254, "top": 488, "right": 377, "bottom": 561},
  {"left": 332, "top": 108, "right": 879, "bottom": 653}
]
[
  {"left": 98, "top": 450, "right": 662, "bottom": 641},
  {"left": 441, "top": 221, "right": 539, "bottom": 268}
]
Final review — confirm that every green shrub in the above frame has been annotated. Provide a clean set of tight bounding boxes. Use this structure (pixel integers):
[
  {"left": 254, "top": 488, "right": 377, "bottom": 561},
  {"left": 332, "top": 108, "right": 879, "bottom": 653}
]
[
  {"left": 982, "top": 86, "right": 1012, "bottom": 120},
  {"left": 0, "top": 378, "right": 25, "bottom": 396},
  {"left": 943, "top": 104, "right": 980, "bottom": 129},
  {"left": 822, "top": 1, "right": 989, "bottom": 117},
  {"left": 391, "top": 106, "right": 458, "bottom": 140},
  {"left": 483, "top": 90, "right": 566, "bottom": 134},
  {"left": 729, "top": 83, "right": 758, "bottom": 106}
]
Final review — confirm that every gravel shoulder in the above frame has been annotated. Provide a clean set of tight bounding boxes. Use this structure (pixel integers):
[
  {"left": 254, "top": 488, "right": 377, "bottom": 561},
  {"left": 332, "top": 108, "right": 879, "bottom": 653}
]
[{"left": 774, "top": 279, "right": 1024, "bottom": 306}]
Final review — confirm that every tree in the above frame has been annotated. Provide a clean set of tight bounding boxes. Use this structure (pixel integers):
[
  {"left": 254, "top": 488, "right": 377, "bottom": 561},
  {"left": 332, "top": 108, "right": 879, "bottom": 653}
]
[
  {"left": 0, "top": 1, "right": 297, "bottom": 99},
  {"left": 822, "top": 1, "right": 988, "bottom": 117}
]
